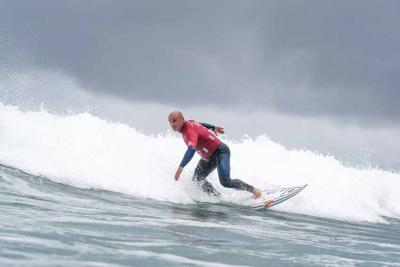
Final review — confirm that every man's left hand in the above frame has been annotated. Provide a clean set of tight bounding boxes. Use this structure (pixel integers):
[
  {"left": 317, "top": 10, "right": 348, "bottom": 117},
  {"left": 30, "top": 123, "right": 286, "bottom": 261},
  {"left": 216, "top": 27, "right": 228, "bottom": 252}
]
[{"left": 214, "top": 126, "right": 225, "bottom": 134}]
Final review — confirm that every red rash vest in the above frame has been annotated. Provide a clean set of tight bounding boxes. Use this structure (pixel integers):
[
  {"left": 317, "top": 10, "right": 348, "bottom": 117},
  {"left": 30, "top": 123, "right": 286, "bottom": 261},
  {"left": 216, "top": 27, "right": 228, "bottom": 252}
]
[{"left": 181, "top": 120, "right": 221, "bottom": 158}]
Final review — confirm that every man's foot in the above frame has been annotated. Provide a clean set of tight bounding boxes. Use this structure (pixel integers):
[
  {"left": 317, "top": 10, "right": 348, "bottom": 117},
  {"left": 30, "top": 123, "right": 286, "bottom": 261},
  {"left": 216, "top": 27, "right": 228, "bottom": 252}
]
[{"left": 252, "top": 188, "right": 262, "bottom": 199}]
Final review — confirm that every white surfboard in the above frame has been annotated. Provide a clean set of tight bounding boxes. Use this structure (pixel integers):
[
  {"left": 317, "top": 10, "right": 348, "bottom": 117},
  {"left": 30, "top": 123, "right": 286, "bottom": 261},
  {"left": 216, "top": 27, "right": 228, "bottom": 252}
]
[{"left": 251, "top": 184, "right": 307, "bottom": 210}]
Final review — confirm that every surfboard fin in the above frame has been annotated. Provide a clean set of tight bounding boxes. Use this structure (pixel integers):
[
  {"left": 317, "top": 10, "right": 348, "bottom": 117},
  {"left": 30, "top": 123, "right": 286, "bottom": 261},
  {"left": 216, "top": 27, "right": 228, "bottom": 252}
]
[{"left": 263, "top": 199, "right": 273, "bottom": 208}]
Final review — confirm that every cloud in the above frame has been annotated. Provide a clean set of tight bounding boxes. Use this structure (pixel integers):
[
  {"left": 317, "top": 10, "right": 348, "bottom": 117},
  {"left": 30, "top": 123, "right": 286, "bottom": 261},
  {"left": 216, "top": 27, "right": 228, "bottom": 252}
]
[
  {"left": 1, "top": 0, "right": 399, "bottom": 126},
  {"left": 256, "top": 1, "right": 400, "bottom": 121}
]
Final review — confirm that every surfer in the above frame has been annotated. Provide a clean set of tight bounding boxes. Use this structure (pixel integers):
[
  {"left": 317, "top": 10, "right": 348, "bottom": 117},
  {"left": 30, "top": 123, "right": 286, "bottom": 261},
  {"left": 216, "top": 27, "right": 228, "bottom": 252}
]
[{"left": 168, "top": 111, "right": 262, "bottom": 199}]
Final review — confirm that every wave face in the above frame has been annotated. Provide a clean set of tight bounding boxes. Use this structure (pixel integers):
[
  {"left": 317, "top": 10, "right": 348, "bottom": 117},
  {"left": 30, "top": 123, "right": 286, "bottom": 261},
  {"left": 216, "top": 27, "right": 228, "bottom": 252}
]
[{"left": 1, "top": 103, "right": 399, "bottom": 223}]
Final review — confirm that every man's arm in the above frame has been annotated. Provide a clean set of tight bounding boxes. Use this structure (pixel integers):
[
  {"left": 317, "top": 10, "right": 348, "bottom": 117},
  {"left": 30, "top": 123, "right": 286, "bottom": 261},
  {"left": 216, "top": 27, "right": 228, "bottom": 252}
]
[
  {"left": 200, "top": 122, "right": 215, "bottom": 131},
  {"left": 175, "top": 147, "right": 195, "bottom": 181},
  {"left": 200, "top": 122, "right": 225, "bottom": 134},
  {"left": 180, "top": 147, "right": 196, "bottom": 168},
  {"left": 175, "top": 127, "right": 198, "bottom": 181}
]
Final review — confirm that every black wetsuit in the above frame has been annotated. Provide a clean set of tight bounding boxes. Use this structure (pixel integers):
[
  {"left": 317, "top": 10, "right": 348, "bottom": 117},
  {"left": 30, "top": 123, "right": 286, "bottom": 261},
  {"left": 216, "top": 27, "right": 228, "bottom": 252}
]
[
  {"left": 193, "top": 142, "right": 254, "bottom": 197},
  {"left": 190, "top": 124, "right": 254, "bottom": 197}
]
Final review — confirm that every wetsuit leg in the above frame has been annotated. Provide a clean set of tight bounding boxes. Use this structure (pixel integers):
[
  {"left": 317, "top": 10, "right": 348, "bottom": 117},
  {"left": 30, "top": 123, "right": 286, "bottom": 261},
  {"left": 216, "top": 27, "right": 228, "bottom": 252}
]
[
  {"left": 192, "top": 156, "right": 220, "bottom": 197},
  {"left": 217, "top": 143, "right": 254, "bottom": 192}
]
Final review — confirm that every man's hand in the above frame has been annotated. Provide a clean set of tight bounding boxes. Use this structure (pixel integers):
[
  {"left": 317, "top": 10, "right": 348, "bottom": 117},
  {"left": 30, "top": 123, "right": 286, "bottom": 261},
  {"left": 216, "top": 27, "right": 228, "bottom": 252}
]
[
  {"left": 175, "top": 166, "right": 183, "bottom": 181},
  {"left": 214, "top": 126, "right": 225, "bottom": 134}
]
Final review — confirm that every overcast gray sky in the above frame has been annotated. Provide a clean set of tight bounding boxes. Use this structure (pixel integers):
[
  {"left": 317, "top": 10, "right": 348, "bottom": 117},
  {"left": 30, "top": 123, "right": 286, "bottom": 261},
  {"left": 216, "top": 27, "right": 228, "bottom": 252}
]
[
  {"left": 2, "top": 0, "right": 400, "bottom": 124},
  {"left": 1, "top": 0, "right": 399, "bottom": 169}
]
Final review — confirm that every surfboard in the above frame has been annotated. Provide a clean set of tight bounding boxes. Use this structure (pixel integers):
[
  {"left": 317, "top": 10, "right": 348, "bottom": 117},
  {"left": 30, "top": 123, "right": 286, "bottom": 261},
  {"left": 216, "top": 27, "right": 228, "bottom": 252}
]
[{"left": 251, "top": 184, "right": 307, "bottom": 210}]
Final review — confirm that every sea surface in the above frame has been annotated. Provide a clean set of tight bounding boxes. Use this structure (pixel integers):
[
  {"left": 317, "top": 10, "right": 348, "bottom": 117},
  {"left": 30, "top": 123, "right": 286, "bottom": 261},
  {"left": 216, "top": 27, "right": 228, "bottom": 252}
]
[
  {"left": 1, "top": 103, "right": 400, "bottom": 266},
  {"left": 1, "top": 164, "right": 400, "bottom": 267}
]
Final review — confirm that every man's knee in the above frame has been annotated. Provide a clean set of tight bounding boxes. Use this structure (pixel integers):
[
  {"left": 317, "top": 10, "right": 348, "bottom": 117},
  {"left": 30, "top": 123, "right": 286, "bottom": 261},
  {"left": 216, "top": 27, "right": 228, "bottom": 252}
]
[
  {"left": 193, "top": 167, "right": 207, "bottom": 182},
  {"left": 219, "top": 177, "right": 233, "bottom": 188},
  {"left": 192, "top": 173, "right": 202, "bottom": 182}
]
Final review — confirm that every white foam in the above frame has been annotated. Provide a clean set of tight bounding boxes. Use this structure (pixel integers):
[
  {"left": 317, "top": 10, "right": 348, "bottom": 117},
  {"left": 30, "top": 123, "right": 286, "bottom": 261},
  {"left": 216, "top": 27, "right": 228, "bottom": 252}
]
[{"left": 1, "top": 103, "right": 399, "bottom": 223}]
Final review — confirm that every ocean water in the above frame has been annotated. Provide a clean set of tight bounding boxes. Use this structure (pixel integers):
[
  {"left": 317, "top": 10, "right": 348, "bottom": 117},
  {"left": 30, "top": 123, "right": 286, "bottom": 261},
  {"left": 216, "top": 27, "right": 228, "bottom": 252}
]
[{"left": 1, "top": 103, "right": 400, "bottom": 266}]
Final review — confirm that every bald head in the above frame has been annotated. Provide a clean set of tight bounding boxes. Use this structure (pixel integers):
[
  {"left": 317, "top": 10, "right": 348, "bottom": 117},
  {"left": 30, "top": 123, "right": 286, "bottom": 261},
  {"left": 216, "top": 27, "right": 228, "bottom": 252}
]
[
  {"left": 168, "top": 110, "right": 186, "bottom": 132},
  {"left": 168, "top": 111, "right": 184, "bottom": 121}
]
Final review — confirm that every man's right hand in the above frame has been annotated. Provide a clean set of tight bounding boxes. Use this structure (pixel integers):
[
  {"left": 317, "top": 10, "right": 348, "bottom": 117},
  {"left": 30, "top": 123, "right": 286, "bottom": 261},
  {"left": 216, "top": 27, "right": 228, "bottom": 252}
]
[{"left": 175, "top": 166, "right": 183, "bottom": 181}]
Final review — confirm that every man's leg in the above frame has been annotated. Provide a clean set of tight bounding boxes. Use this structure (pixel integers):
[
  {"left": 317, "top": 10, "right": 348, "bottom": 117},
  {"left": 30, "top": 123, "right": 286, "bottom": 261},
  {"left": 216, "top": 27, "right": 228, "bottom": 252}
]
[
  {"left": 193, "top": 157, "right": 220, "bottom": 197},
  {"left": 217, "top": 143, "right": 255, "bottom": 192}
]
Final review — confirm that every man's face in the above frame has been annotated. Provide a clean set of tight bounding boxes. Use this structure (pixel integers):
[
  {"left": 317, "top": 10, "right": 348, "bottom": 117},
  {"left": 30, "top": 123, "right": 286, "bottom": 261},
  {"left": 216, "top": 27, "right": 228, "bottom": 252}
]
[{"left": 169, "top": 114, "right": 185, "bottom": 132}]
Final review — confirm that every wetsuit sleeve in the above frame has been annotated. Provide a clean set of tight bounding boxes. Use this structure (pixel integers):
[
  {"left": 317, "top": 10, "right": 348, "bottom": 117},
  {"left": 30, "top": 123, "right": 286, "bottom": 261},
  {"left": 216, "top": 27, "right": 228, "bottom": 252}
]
[
  {"left": 200, "top": 122, "right": 215, "bottom": 131},
  {"left": 180, "top": 147, "right": 196, "bottom": 167}
]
